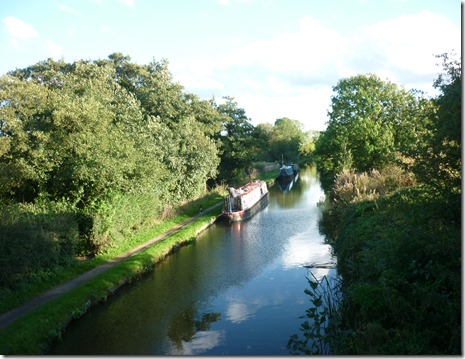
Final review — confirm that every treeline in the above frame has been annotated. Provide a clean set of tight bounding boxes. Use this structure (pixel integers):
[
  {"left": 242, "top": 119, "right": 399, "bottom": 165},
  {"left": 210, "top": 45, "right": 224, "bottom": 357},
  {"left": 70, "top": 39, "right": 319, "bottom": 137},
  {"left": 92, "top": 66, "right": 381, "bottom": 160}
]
[
  {"left": 291, "top": 53, "right": 461, "bottom": 354},
  {"left": 0, "top": 53, "right": 314, "bottom": 289}
]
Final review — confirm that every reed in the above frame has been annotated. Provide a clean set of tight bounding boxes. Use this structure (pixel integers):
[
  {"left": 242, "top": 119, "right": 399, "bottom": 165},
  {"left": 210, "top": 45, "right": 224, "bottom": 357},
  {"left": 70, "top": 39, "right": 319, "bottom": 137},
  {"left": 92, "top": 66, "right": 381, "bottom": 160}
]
[
  {"left": 288, "top": 272, "right": 347, "bottom": 355},
  {"left": 332, "top": 164, "right": 416, "bottom": 203}
]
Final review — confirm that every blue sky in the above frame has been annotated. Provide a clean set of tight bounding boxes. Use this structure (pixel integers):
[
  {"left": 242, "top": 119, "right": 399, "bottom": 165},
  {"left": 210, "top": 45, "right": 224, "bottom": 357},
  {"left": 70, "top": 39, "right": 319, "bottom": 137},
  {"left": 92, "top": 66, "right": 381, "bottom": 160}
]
[{"left": 1, "top": 0, "right": 461, "bottom": 131}]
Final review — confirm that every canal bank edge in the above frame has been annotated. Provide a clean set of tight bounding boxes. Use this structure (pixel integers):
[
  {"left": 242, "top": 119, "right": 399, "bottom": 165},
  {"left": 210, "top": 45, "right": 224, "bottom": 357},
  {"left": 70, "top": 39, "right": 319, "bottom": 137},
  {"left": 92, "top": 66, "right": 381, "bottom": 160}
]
[{"left": 0, "top": 202, "right": 223, "bottom": 355}]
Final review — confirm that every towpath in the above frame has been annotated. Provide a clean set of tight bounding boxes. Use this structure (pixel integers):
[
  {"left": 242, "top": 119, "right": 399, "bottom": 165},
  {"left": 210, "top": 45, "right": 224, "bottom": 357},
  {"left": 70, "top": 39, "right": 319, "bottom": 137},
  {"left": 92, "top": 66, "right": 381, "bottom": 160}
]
[{"left": 0, "top": 202, "right": 222, "bottom": 330}]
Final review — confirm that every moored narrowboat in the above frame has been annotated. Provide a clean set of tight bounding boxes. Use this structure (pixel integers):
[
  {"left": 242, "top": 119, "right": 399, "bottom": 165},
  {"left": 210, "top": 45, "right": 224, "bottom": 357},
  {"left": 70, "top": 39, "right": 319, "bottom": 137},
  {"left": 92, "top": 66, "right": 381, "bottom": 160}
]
[
  {"left": 276, "top": 163, "right": 299, "bottom": 183},
  {"left": 221, "top": 180, "right": 269, "bottom": 222}
]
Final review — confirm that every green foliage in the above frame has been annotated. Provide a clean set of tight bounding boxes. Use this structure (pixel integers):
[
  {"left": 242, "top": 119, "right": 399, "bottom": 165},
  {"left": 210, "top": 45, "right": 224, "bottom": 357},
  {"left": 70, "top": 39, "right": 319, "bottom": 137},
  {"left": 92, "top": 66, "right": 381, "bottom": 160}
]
[
  {"left": 315, "top": 54, "right": 461, "bottom": 355},
  {"left": 321, "top": 186, "right": 461, "bottom": 354},
  {"left": 97, "top": 54, "right": 222, "bottom": 195},
  {"left": 213, "top": 97, "right": 260, "bottom": 185},
  {"left": 0, "top": 54, "right": 227, "bottom": 286},
  {"left": 0, "top": 189, "right": 224, "bottom": 316},
  {"left": 0, "top": 75, "right": 55, "bottom": 202},
  {"left": 0, "top": 61, "right": 162, "bottom": 206},
  {"left": 314, "top": 74, "right": 431, "bottom": 185},
  {"left": 0, "top": 200, "right": 79, "bottom": 288},
  {"left": 0, "top": 208, "right": 221, "bottom": 355},
  {"left": 160, "top": 116, "right": 219, "bottom": 202},
  {"left": 268, "top": 117, "right": 307, "bottom": 163},
  {"left": 412, "top": 53, "right": 461, "bottom": 194},
  {"left": 288, "top": 273, "right": 344, "bottom": 355},
  {"left": 0, "top": 51, "right": 256, "bottom": 309},
  {"left": 299, "top": 130, "right": 320, "bottom": 163},
  {"left": 252, "top": 118, "right": 312, "bottom": 168}
]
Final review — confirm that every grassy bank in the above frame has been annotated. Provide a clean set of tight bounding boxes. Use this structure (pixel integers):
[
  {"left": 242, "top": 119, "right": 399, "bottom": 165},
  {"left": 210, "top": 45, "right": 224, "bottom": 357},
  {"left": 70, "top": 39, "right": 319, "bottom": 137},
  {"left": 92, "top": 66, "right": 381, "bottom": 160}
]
[
  {"left": 0, "top": 191, "right": 223, "bottom": 316},
  {"left": 0, "top": 192, "right": 223, "bottom": 355}
]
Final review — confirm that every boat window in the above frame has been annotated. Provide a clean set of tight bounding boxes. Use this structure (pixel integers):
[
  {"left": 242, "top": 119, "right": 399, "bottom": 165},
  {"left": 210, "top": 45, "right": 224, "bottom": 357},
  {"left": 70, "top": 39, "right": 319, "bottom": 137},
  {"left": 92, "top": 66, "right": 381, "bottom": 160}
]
[{"left": 236, "top": 196, "right": 242, "bottom": 210}]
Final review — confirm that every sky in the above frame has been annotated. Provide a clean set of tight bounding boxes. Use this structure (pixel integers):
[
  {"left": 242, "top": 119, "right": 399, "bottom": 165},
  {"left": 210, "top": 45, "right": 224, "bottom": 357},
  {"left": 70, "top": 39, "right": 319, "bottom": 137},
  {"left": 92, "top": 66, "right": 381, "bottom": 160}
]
[{"left": 1, "top": 0, "right": 461, "bottom": 131}]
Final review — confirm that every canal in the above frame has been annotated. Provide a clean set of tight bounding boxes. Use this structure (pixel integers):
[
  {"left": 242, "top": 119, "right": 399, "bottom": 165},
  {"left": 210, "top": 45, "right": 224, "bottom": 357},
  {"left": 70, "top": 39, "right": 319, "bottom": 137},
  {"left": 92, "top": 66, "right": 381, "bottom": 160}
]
[{"left": 49, "top": 166, "right": 337, "bottom": 355}]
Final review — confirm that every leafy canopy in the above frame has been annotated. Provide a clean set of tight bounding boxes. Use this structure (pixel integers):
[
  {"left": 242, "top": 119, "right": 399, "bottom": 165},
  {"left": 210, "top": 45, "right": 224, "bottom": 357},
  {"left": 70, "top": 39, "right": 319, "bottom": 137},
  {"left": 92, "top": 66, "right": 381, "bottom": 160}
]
[{"left": 314, "top": 74, "right": 432, "bottom": 184}]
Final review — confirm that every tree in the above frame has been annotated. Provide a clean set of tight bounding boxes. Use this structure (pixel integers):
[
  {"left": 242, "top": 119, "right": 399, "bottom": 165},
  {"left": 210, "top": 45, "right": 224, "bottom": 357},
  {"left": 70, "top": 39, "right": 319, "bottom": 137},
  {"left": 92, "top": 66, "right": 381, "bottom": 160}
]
[
  {"left": 413, "top": 53, "right": 461, "bottom": 193},
  {"left": 160, "top": 115, "right": 219, "bottom": 202},
  {"left": 0, "top": 61, "right": 167, "bottom": 206},
  {"left": 97, "top": 53, "right": 224, "bottom": 197},
  {"left": 213, "top": 97, "right": 259, "bottom": 184},
  {"left": 95, "top": 53, "right": 225, "bottom": 197},
  {"left": 299, "top": 130, "right": 320, "bottom": 164},
  {"left": 0, "top": 75, "right": 55, "bottom": 202},
  {"left": 7, "top": 57, "right": 74, "bottom": 89},
  {"left": 268, "top": 117, "right": 306, "bottom": 164},
  {"left": 254, "top": 122, "right": 274, "bottom": 162},
  {"left": 314, "top": 74, "right": 430, "bottom": 182}
]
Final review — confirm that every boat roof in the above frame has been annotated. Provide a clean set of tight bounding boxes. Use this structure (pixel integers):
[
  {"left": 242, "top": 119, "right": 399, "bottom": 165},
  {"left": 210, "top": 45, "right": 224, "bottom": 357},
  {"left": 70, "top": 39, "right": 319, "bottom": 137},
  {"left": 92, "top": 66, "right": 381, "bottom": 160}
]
[{"left": 237, "top": 180, "right": 265, "bottom": 195}]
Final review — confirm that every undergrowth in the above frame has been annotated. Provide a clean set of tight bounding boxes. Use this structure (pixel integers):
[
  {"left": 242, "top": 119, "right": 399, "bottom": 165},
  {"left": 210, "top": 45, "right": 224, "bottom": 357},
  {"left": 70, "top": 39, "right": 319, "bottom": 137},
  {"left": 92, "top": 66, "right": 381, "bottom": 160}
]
[{"left": 319, "top": 184, "right": 461, "bottom": 354}]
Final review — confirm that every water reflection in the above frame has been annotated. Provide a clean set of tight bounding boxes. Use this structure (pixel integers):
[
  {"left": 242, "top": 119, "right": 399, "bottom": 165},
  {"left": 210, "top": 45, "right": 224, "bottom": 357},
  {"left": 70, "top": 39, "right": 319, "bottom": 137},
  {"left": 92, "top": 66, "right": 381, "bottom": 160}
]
[
  {"left": 275, "top": 177, "right": 304, "bottom": 208},
  {"left": 226, "top": 299, "right": 256, "bottom": 323},
  {"left": 178, "top": 330, "right": 224, "bottom": 355},
  {"left": 167, "top": 311, "right": 223, "bottom": 355},
  {"left": 282, "top": 227, "right": 332, "bottom": 271},
  {"left": 166, "top": 309, "right": 221, "bottom": 350}
]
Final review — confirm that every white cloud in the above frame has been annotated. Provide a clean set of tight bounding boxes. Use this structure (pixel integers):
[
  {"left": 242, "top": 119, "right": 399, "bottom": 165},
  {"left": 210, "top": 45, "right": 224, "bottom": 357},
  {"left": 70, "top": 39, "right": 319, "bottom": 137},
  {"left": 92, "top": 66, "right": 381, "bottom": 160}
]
[
  {"left": 119, "top": 0, "right": 135, "bottom": 8},
  {"left": 175, "top": 11, "right": 460, "bottom": 131},
  {"left": 358, "top": 11, "right": 460, "bottom": 80},
  {"left": 334, "top": 10, "right": 461, "bottom": 98},
  {"left": 57, "top": 3, "right": 82, "bottom": 16},
  {"left": 47, "top": 40, "right": 63, "bottom": 58},
  {"left": 2, "top": 16, "right": 38, "bottom": 47},
  {"left": 179, "top": 16, "right": 347, "bottom": 129},
  {"left": 217, "top": 16, "right": 347, "bottom": 78},
  {"left": 216, "top": 0, "right": 252, "bottom": 6},
  {"left": 174, "top": 57, "right": 224, "bottom": 90},
  {"left": 178, "top": 73, "right": 224, "bottom": 90},
  {"left": 236, "top": 87, "right": 332, "bottom": 130}
]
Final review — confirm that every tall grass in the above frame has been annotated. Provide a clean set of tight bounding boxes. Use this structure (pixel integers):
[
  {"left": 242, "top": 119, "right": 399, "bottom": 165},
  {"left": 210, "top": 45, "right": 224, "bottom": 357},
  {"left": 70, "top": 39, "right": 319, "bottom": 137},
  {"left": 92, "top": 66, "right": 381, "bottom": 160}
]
[{"left": 332, "top": 164, "right": 416, "bottom": 203}]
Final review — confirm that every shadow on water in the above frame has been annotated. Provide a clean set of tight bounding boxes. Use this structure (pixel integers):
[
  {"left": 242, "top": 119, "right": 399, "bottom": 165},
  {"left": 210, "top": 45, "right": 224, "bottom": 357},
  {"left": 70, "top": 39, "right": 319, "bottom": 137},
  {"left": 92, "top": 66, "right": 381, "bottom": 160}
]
[{"left": 49, "top": 165, "right": 337, "bottom": 355}]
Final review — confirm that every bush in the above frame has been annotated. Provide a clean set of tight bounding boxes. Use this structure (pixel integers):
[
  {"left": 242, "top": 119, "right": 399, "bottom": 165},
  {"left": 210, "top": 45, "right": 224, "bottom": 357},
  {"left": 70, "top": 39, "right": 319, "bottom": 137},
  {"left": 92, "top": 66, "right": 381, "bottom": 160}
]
[
  {"left": 78, "top": 191, "right": 166, "bottom": 254},
  {"left": 0, "top": 201, "right": 79, "bottom": 288},
  {"left": 321, "top": 186, "right": 461, "bottom": 354}
]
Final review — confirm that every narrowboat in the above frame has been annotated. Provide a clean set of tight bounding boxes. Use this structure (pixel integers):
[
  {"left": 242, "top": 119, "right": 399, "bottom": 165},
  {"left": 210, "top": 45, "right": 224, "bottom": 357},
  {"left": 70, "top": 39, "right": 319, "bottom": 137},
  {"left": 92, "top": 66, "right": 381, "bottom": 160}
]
[
  {"left": 221, "top": 180, "right": 269, "bottom": 222},
  {"left": 276, "top": 163, "right": 299, "bottom": 183}
]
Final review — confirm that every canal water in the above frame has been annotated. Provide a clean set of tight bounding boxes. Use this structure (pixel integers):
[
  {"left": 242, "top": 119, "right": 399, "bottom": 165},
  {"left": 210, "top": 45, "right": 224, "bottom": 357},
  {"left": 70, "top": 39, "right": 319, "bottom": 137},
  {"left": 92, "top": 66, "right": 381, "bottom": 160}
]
[{"left": 50, "top": 166, "right": 337, "bottom": 355}]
